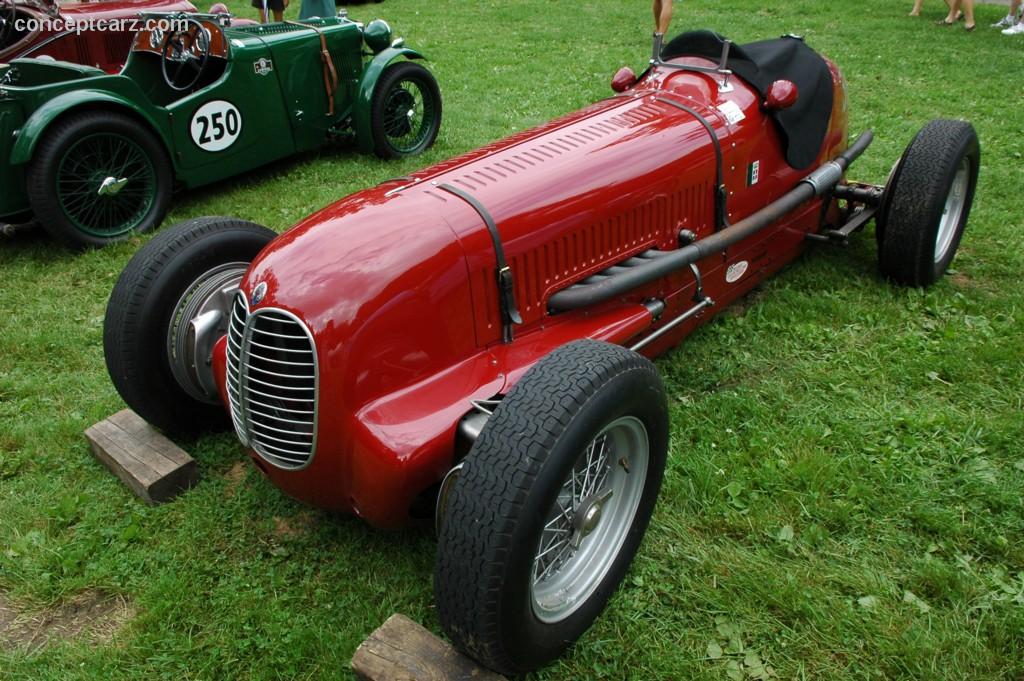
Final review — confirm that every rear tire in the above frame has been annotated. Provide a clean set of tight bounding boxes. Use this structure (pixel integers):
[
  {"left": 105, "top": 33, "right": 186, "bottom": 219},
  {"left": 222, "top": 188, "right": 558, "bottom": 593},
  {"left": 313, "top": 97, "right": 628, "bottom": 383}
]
[
  {"left": 876, "top": 119, "right": 979, "bottom": 287},
  {"left": 27, "top": 111, "right": 173, "bottom": 250},
  {"left": 370, "top": 61, "right": 442, "bottom": 159},
  {"left": 104, "top": 217, "right": 276, "bottom": 436},
  {"left": 435, "top": 340, "right": 668, "bottom": 675}
]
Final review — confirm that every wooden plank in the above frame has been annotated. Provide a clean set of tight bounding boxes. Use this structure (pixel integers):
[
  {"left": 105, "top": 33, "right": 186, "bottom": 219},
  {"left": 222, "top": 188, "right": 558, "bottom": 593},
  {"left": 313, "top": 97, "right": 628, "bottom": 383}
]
[
  {"left": 85, "top": 410, "right": 198, "bottom": 505},
  {"left": 105, "top": 410, "right": 191, "bottom": 473},
  {"left": 87, "top": 420, "right": 169, "bottom": 483},
  {"left": 352, "top": 614, "right": 507, "bottom": 681}
]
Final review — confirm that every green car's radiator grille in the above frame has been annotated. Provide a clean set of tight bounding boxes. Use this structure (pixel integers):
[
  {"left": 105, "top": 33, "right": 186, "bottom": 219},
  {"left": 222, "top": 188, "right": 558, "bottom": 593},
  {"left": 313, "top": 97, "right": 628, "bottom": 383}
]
[
  {"left": 226, "top": 294, "right": 318, "bottom": 470},
  {"left": 233, "top": 21, "right": 325, "bottom": 35}
]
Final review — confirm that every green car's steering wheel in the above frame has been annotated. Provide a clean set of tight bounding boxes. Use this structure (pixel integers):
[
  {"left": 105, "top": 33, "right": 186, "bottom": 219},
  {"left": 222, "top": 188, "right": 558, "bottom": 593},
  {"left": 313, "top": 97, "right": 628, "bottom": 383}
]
[{"left": 161, "top": 19, "right": 213, "bottom": 92}]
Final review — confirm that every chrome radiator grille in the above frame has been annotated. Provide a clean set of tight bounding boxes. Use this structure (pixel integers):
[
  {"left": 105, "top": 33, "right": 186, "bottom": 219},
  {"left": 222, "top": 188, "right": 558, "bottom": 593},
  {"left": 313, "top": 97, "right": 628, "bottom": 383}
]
[{"left": 226, "top": 293, "right": 318, "bottom": 470}]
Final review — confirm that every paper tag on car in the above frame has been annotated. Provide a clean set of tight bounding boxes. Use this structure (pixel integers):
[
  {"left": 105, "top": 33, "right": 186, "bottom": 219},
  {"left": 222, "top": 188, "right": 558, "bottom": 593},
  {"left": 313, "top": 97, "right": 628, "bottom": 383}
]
[{"left": 717, "top": 101, "right": 745, "bottom": 125}]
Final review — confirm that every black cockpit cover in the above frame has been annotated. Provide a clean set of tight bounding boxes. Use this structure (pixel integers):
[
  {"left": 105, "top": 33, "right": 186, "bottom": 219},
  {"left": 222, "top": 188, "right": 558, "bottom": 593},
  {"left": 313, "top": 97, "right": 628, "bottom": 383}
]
[{"left": 662, "top": 31, "right": 834, "bottom": 170}]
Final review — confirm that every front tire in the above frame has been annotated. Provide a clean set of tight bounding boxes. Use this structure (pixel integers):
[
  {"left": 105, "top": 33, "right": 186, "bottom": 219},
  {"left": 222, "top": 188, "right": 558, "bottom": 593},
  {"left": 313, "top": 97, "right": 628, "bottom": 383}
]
[
  {"left": 104, "top": 217, "right": 276, "bottom": 436},
  {"left": 27, "top": 110, "right": 173, "bottom": 250},
  {"left": 435, "top": 340, "right": 668, "bottom": 675},
  {"left": 370, "top": 61, "right": 442, "bottom": 159},
  {"left": 876, "top": 119, "right": 980, "bottom": 287}
]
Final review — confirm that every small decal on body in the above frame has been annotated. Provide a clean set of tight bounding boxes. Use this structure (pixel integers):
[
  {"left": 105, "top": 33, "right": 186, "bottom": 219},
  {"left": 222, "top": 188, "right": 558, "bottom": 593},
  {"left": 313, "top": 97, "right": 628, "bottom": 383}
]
[
  {"left": 250, "top": 281, "right": 268, "bottom": 306},
  {"left": 254, "top": 57, "right": 274, "bottom": 76},
  {"left": 725, "top": 261, "right": 749, "bottom": 284},
  {"left": 748, "top": 160, "right": 760, "bottom": 186},
  {"left": 717, "top": 100, "right": 745, "bottom": 125}
]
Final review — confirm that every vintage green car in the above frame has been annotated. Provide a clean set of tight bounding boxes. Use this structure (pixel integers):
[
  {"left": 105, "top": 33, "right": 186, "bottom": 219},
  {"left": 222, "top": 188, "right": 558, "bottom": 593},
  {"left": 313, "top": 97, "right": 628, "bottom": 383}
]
[{"left": 0, "top": 11, "right": 441, "bottom": 248}]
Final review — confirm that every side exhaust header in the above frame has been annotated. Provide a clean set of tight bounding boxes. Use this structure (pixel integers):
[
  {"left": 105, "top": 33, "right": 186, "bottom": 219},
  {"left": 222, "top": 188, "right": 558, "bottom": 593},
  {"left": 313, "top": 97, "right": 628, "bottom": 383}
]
[{"left": 548, "top": 131, "right": 874, "bottom": 312}]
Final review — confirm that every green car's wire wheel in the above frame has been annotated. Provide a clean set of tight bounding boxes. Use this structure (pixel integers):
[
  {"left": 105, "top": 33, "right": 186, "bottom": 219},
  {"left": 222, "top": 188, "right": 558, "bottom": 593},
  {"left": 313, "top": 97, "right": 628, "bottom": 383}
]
[
  {"left": 370, "top": 61, "right": 441, "bottom": 159},
  {"left": 27, "top": 110, "right": 173, "bottom": 250},
  {"left": 56, "top": 134, "right": 156, "bottom": 237}
]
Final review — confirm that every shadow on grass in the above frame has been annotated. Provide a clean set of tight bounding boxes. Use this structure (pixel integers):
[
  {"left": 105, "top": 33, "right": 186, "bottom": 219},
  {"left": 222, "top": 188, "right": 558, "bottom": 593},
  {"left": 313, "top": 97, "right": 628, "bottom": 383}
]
[{"left": 168, "top": 139, "right": 364, "bottom": 219}]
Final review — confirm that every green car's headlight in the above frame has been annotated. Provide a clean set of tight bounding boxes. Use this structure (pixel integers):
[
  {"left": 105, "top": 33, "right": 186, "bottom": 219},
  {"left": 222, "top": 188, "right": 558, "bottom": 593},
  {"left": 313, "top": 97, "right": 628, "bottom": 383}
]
[{"left": 363, "top": 19, "right": 392, "bottom": 53}]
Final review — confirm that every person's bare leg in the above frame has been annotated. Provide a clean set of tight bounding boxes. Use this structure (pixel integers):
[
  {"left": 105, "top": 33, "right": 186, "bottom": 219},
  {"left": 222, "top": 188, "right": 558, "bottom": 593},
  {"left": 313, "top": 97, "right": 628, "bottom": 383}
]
[
  {"left": 910, "top": 0, "right": 924, "bottom": 16},
  {"left": 653, "top": 0, "right": 673, "bottom": 35},
  {"left": 272, "top": 9, "right": 283, "bottom": 21},
  {"left": 961, "top": 0, "right": 975, "bottom": 27},
  {"left": 943, "top": 0, "right": 960, "bottom": 22},
  {"left": 651, "top": 1, "right": 672, "bottom": 62}
]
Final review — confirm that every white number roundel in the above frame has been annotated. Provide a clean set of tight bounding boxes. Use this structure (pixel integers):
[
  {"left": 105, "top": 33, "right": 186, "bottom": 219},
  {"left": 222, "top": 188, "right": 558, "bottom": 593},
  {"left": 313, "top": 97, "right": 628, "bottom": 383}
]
[{"left": 190, "top": 100, "right": 243, "bottom": 152}]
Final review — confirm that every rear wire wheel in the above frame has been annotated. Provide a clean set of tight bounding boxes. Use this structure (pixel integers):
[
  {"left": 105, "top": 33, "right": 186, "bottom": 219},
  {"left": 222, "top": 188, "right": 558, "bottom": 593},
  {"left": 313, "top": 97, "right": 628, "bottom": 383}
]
[
  {"left": 435, "top": 340, "right": 668, "bottom": 675},
  {"left": 370, "top": 61, "right": 441, "bottom": 159},
  {"left": 876, "top": 119, "right": 980, "bottom": 287},
  {"left": 27, "top": 110, "right": 172, "bottom": 249}
]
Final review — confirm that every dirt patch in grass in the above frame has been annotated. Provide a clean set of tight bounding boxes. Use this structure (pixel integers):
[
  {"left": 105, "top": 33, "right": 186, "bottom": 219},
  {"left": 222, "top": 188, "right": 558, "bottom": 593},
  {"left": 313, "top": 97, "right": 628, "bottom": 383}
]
[
  {"left": 0, "top": 590, "right": 134, "bottom": 652},
  {"left": 272, "top": 513, "right": 313, "bottom": 540},
  {"left": 951, "top": 271, "right": 971, "bottom": 287},
  {"left": 949, "top": 270, "right": 983, "bottom": 293},
  {"left": 723, "top": 287, "right": 767, "bottom": 318},
  {"left": 223, "top": 461, "right": 248, "bottom": 494},
  {"left": 947, "top": 264, "right": 999, "bottom": 296}
]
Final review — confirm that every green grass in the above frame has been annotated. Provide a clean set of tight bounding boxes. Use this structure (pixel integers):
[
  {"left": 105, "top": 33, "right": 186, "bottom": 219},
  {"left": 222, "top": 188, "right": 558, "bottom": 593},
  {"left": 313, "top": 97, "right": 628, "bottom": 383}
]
[{"left": 2, "top": 0, "right": 1023, "bottom": 678}]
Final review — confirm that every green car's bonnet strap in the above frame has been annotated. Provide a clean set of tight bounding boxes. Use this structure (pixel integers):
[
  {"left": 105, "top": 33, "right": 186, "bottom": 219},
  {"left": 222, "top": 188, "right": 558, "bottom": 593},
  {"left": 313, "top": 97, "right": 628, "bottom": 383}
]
[
  {"left": 438, "top": 183, "right": 523, "bottom": 343},
  {"left": 286, "top": 21, "right": 339, "bottom": 115}
]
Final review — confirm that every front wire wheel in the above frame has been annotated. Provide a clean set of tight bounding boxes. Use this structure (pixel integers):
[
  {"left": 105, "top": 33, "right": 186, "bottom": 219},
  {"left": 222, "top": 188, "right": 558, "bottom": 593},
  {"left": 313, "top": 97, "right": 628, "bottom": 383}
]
[
  {"left": 531, "top": 416, "right": 649, "bottom": 624},
  {"left": 104, "top": 217, "right": 276, "bottom": 436},
  {"left": 435, "top": 340, "right": 668, "bottom": 675},
  {"left": 370, "top": 61, "right": 442, "bottom": 159},
  {"left": 166, "top": 261, "right": 249, "bottom": 404}
]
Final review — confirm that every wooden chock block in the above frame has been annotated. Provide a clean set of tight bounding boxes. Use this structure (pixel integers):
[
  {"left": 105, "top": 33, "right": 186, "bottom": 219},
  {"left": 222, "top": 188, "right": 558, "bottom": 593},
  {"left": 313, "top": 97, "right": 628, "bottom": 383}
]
[
  {"left": 84, "top": 409, "right": 198, "bottom": 505},
  {"left": 352, "top": 614, "right": 507, "bottom": 681}
]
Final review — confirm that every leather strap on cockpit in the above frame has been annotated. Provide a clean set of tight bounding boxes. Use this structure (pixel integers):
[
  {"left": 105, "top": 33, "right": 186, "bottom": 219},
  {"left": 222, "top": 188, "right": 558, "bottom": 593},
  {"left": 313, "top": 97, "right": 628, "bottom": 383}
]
[
  {"left": 438, "top": 183, "right": 523, "bottom": 343},
  {"left": 286, "top": 21, "right": 338, "bottom": 116},
  {"left": 656, "top": 96, "right": 729, "bottom": 231}
]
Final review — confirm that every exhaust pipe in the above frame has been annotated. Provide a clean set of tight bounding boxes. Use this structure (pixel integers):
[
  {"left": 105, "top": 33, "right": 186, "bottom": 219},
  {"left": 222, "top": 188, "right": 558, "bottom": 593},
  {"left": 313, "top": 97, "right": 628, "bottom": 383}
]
[
  {"left": 0, "top": 220, "right": 38, "bottom": 238},
  {"left": 548, "top": 131, "right": 874, "bottom": 312}
]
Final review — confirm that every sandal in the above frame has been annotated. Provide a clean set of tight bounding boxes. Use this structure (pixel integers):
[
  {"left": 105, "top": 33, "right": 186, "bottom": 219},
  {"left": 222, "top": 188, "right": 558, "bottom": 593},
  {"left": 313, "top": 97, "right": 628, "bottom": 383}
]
[
  {"left": 936, "top": 18, "right": 954, "bottom": 26},
  {"left": 965, "top": 23, "right": 976, "bottom": 31}
]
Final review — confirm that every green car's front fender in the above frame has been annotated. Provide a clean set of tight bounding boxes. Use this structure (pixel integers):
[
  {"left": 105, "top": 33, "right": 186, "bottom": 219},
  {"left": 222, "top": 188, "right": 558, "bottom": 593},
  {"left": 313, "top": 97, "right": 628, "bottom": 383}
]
[
  {"left": 354, "top": 47, "right": 425, "bottom": 154},
  {"left": 10, "top": 90, "right": 168, "bottom": 166}
]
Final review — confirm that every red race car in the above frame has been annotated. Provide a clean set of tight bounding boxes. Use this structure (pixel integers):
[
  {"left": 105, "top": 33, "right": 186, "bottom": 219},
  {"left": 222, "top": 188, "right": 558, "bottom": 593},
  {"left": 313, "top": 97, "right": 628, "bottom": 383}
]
[
  {"left": 1, "top": 0, "right": 198, "bottom": 73},
  {"left": 103, "top": 10, "right": 979, "bottom": 676}
]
